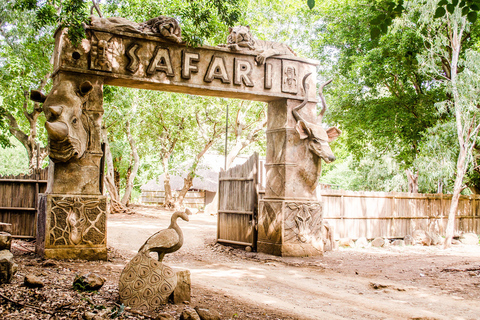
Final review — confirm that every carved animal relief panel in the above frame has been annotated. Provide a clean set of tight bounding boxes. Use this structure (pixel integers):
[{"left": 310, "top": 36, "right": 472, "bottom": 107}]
[
  {"left": 284, "top": 202, "right": 323, "bottom": 245},
  {"left": 48, "top": 196, "right": 106, "bottom": 246}
]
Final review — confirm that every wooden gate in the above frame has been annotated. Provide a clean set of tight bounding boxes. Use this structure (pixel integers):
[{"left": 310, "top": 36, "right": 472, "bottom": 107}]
[
  {"left": 0, "top": 168, "right": 48, "bottom": 238},
  {"left": 217, "top": 153, "right": 259, "bottom": 248}
]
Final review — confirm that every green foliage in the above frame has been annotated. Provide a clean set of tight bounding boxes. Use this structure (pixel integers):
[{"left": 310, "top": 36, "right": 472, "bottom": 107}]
[
  {"left": 0, "top": 138, "right": 29, "bottom": 175},
  {"left": 0, "top": 2, "right": 52, "bottom": 151},
  {"left": 312, "top": 0, "right": 443, "bottom": 171},
  {"left": 435, "top": 0, "right": 480, "bottom": 23},
  {"left": 104, "top": 0, "right": 246, "bottom": 46}
]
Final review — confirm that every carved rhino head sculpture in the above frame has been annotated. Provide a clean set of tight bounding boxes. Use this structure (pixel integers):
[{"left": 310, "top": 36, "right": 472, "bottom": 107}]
[
  {"left": 293, "top": 73, "right": 341, "bottom": 163},
  {"left": 31, "top": 80, "right": 94, "bottom": 163}
]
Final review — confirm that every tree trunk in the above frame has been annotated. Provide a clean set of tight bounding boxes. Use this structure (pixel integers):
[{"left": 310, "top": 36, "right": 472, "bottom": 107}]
[
  {"left": 102, "top": 129, "right": 120, "bottom": 204},
  {"left": 3, "top": 74, "right": 50, "bottom": 172},
  {"left": 444, "top": 149, "right": 466, "bottom": 248},
  {"left": 162, "top": 155, "right": 175, "bottom": 208},
  {"left": 121, "top": 121, "right": 140, "bottom": 206},
  {"left": 406, "top": 169, "right": 419, "bottom": 193},
  {"left": 444, "top": 19, "right": 465, "bottom": 249},
  {"left": 437, "top": 179, "right": 444, "bottom": 194},
  {"left": 176, "top": 175, "right": 194, "bottom": 208},
  {"left": 175, "top": 139, "right": 216, "bottom": 208}
]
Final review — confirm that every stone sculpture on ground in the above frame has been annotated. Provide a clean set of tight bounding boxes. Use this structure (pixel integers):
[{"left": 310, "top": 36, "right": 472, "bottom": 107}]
[
  {"left": 119, "top": 211, "right": 189, "bottom": 311},
  {"left": 0, "top": 228, "right": 17, "bottom": 284},
  {"left": 219, "top": 25, "right": 296, "bottom": 64}
]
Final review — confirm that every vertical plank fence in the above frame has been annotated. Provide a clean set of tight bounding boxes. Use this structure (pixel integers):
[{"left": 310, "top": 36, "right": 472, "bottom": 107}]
[
  {"left": 0, "top": 169, "right": 48, "bottom": 238},
  {"left": 321, "top": 190, "right": 480, "bottom": 239},
  {"left": 217, "top": 152, "right": 258, "bottom": 248}
]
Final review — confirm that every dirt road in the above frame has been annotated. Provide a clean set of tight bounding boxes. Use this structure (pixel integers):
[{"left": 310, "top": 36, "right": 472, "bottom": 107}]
[{"left": 108, "top": 208, "right": 480, "bottom": 320}]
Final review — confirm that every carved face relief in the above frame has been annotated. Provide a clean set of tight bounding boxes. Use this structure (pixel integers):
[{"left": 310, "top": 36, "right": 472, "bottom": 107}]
[
  {"left": 90, "top": 32, "right": 114, "bottom": 72},
  {"left": 227, "top": 26, "right": 254, "bottom": 48},
  {"left": 281, "top": 60, "right": 299, "bottom": 94}
]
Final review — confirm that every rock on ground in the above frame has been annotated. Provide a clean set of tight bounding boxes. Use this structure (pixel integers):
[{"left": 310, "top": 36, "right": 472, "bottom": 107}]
[
  {"left": 73, "top": 273, "right": 106, "bottom": 291},
  {"left": 392, "top": 240, "right": 405, "bottom": 246},
  {"left": 371, "top": 237, "right": 386, "bottom": 248},
  {"left": 24, "top": 274, "right": 44, "bottom": 288},
  {"left": 0, "top": 232, "right": 11, "bottom": 250},
  {"left": 413, "top": 230, "right": 431, "bottom": 246},
  {"left": 355, "top": 237, "right": 369, "bottom": 248},
  {"left": 0, "top": 249, "right": 17, "bottom": 284},
  {"left": 460, "top": 233, "right": 479, "bottom": 245},
  {"left": 404, "top": 234, "right": 414, "bottom": 246},
  {"left": 338, "top": 238, "right": 355, "bottom": 248},
  {"left": 180, "top": 308, "right": 201, "bottom": 320},
  {"left": 194, "top": 306, "right": 221, "bottom": 320}
]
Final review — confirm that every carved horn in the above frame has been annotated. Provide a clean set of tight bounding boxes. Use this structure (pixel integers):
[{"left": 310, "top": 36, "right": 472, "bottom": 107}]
[
  {"left": 292, "top": 73, "right": 312, "bottom": 123},
  {"left": 318, "top": 79, "right": 333, "bottom": 122},
  {"left": 45, "top": 121, "right": 68, "bottom": 141}
]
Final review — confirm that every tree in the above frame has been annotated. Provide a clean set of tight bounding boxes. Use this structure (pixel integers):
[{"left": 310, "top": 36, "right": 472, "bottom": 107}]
[
  {"left": 225, "top": 101, "right": 267, "bottom": 169},
  {"left": 102, "top": 87, "right": 141, "bottom": 212},
  {"left": 310, "top": 0, "right": 446, "bottom": 192},
  {"left": 0, "top": 3, "right": 53, "bottom": 171},
  {"left": 416, "top": 0, "right": 480, "bottom": 247}
]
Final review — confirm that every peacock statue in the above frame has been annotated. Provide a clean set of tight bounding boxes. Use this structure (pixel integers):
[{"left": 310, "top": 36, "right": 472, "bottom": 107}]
[
  {"left": 138, "top": 210, "right": 189, "bottom": 262},
  {"left": 119, "top": 210, "right": 190, "bottom": 310}
]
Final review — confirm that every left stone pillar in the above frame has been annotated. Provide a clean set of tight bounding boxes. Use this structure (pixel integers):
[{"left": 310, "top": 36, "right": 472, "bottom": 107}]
[{"left": 36, "top": 72, "right": 107, "bottom": 260}]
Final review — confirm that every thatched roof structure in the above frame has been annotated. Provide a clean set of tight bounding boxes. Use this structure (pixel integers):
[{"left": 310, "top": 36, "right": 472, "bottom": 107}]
[{"left": 141, "top": 154, "right": 250, "bottom": 193}]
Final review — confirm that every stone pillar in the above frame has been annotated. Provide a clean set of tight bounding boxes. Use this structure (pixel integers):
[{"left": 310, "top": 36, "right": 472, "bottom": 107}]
[
  {"left": 258, "top": 99, "right": 325, "bottom": 257},
  {"left": 36, "top": 72, "right": 107, "bottom": 260}
]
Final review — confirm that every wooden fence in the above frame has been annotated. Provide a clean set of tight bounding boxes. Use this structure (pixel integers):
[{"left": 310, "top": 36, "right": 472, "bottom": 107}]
[
  {"left": 141, "top": 190, "right": 206, "bottom": 209},
  {"left": 217, "top": 152, "right": 258, "bottom": 248},
  {"left": 0, "top": 169, "right": 48, "bottom": 238},
  {"left": 321, "top": 190, "right": 480, "bottom": 239}
]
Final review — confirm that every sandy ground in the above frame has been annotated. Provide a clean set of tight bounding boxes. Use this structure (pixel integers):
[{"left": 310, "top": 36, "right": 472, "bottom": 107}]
[{"left": 107, "top": 206, "right": 480, "bottom": 320}]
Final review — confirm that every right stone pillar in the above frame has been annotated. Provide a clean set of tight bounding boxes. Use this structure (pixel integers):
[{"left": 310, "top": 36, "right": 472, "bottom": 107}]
[{"left": 258, "top": 98, "right": 325, "bottom": 256}]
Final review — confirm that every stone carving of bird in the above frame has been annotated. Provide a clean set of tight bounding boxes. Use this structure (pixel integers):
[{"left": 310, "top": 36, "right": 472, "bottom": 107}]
[{"left": 138, "top": 211, "right": 189, "bottom": 262}]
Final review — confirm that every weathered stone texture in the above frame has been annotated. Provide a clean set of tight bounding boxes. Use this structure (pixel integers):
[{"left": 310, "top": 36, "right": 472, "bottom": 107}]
[
  {"left": 258, "top": 200, "right": 326, "bottom": 257},
  {"left": 73, "top": 273, "right": 106, "bottom": 291},
  {"left": 0, "top": 232, "right": 12, "bottom": 251},
  {"left": 0, "top": 250, "right": 17, "bottom": 284},
  {"left": 24, "top": 274, "right": 45, "bottom": 288},
  {"left": 36, "top": 194, "right": 107, "bottom": 261},
  {"left": 119, "top": 253, "right": 177, "bottom": 311},
  {"left": 170, "top": 270, "right": 191, "bottom": 304}
]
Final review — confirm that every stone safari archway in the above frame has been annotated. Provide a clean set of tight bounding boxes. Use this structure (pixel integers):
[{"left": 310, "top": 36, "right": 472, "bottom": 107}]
[{"left": 34, "top": 16, "right": 340, "bottom": 260}]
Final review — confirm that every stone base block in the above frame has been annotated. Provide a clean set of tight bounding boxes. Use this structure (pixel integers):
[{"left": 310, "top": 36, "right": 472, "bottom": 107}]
[
  {"left": 42, "top": 247, "right": 107, "bottom": 260},
  {"left": 170, "top": 270, "right": 191, "bottom": 304},
  {"left": 257, "top": 199, "right": 325, "bottom": 257},
  {"left": 36, "top": 194, "right": 107, "bottom": 261},
  {"left": 0, "top": 232, "right": 12, "bottom": 251},
  {"left": 0, "top": 250, "right": 17, "bottom": 284}
]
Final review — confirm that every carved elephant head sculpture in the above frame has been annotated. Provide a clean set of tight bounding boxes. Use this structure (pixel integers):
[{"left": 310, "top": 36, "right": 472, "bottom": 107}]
[{"left": 31, "top": 80, "right": 94, "bottom": 163}]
